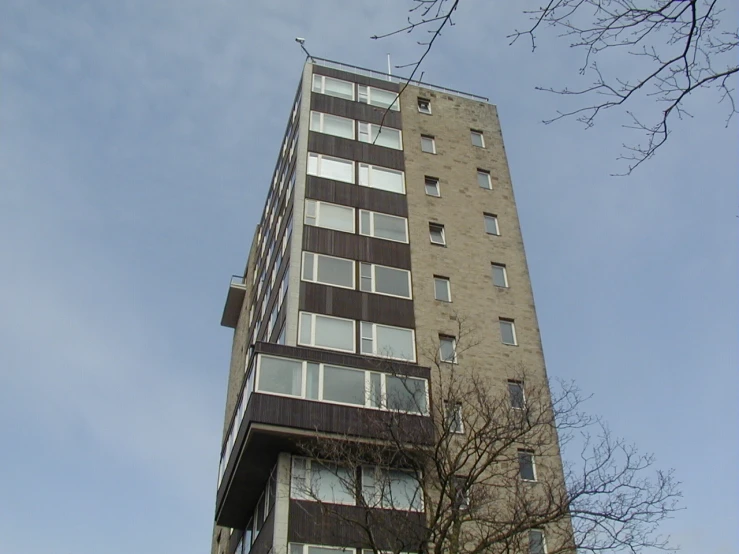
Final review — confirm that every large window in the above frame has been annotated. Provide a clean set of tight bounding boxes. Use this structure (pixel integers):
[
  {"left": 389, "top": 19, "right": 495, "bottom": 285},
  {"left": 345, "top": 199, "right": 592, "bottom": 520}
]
[
  {"left": 299, "top": 312, "right": 355, "bottom": 352},
  {"left": 302, "top": 252, "right": 355, "bottom": 289},
  {"left": 311, "top": 74, "right": 354, "bottom": 100},
  {"left": 358, "top": 84, "right": 400, "bottom": 110},
  {"left": 358, "top": 122, "right": 402, "bottom": 150},
  {"left": 359, "top": 210, "right": 408, "bottom": 243},
  {"left": 256, "top": 354, "right": 429, "bottom": 414},
  {"left": 291, "top": 457, "right": 355, "bottom": 505},
  {"left": 307, "top": 153, "right": 354, "bottom": 184},
  {"left": 360, "top": 321, "right": 416, "bottom": 362},
  {"left": 304, "top": 199, "right": 355, "bottom": 233},
  {"left": 362, "top": 466, "right": 423, "bottom": 511},
  {"left": 358, "top": 163, "right": 405, "bottom": 194},
  {"left": 310, "top": 111, "right": 355, "bottom": 139},
  {"left": 359, "top": 263, "right": 412, "bottom": 299}
]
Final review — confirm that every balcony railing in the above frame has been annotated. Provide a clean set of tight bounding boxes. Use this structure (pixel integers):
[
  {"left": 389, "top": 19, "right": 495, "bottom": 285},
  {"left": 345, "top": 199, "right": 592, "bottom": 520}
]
[
  {"left": 221, "top": 275, "right": 247, "bottom": 328},
  {"left": 312, "top": 57, "right": 489, "bottom": 103}
]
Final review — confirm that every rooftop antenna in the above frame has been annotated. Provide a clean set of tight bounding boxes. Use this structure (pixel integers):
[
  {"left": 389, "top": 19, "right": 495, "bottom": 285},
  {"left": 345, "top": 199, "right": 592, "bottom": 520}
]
[{"left": 295, "top": 37, "right": 313, "bottom": 61}]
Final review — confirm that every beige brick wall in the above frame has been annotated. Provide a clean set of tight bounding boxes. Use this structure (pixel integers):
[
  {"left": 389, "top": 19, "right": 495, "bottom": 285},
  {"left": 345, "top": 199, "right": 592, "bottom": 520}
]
[{"left": 400, "top": 85, "right": 569, "bottom": 510}]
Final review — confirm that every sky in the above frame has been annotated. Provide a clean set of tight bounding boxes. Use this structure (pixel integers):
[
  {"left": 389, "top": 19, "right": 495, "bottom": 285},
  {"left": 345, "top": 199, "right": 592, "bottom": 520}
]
[{"left": 0, "top": 1, "right": 736, "bottom": 553}]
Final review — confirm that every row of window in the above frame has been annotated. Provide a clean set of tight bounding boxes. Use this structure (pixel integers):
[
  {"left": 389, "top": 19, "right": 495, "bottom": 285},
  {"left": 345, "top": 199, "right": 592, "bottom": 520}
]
[
  {"left": 443, "top": 380, "right": 526, "bottom": 435},
  {"left": 256, "top": 355, "right": 428, "bottom": 414},
  {"left": 312, "top": 74, "right": 400, "bottom": 110},
  {"left": 307, "top": 152, "right": 405, "bottom": 194},
  {"left": 310, "top": 111, "right": 403, "bottom": 150},
  {"left": 284, "top": 535, "right": 547, "bottom": 554},
  {"left": 428, "top": 214, "right": 500, "bottom": 248},
  {"left": 302, "top": 252, "right": 412, "bottom": 299},
  {"left": 420, "top": 128, "right": 485, "bottom": 153},
  {"left": 305, "top": 199, "right": 408, "bottom": 242},
  {"left": 298, "top": 311, "right": 416, "bottom": 362},
  {"left": 291, "top": 456, "right": 423, "bottom": 511},
  {"left": 433, "top": 263, "right": 508, "bottom": 304},
  {"left": 424, "top": 169, "right": 494, "bottom": 195}
]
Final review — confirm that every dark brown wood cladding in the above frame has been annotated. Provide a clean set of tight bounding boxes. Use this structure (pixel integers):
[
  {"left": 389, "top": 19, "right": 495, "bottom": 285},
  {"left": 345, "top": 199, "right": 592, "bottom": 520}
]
[
  {"left": 311, "top": 93, "right": 403, "bottom": 129},
  {"left": 306, "top": 176, "right": 408, "bottom": 217},
  {"left": 248, "top": 393, "right": 434, "bottom": 444},
  {"left": 216, "top": 393, "right": 434, "bottom": 528},
  {"left": 288, "top": 501, "right": 427, "bottom": 550},
  {"left": 255, "top": 342, "right": 430, "bottom": 378},
  {"left": 313, "top": 64, "right": 401, "bottom": 92},
  {"left": 303, "top": 226, "right": 411, "bottom": 269},
  {"left": 299, "top": 281, "right": 415, "bottom": 329},
  {"left": 308, "top": 132, "right": 405, "bottom": 170}
]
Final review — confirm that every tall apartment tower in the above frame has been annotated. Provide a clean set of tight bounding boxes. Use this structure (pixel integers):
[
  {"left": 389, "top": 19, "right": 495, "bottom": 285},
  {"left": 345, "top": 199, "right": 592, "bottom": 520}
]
[{"left": 212, "top": 58, "right": 568, "bottom": 554}]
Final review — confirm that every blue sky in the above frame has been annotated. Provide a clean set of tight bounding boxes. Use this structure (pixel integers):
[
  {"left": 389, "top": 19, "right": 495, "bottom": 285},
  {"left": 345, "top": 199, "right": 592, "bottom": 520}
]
[{"left": 0, "top": 1, "right": 736, "bottom": 553}]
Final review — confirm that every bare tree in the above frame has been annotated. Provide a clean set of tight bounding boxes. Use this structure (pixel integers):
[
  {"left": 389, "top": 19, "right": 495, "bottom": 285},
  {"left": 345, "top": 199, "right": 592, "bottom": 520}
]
[
  {"left": 373, "top": 0, "right": 738, "bottom": 174},
  {"left": 291, "top": 325, "right": 681, "bottom": 554}
]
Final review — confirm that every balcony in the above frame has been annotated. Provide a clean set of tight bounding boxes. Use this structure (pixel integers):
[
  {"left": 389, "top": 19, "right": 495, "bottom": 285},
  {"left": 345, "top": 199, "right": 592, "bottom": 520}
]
[
  {"left": 215, "top": 343, "right": 434, "bottom": 528},
  {"left": 221, "top": 275, "right": 247, "bottom": 328}
]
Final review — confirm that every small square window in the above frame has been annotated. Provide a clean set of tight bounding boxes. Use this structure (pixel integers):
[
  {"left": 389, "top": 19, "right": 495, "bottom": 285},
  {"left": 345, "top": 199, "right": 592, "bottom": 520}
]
[
  {"left": 508, "top": 380, "right": 525, "bottom": 409},
  {"left": 417, "top": 98, "right": 431, "bottom": 114},
  {"left": 421, "top": 135, "right": 436, "bottom": 154},
  {"left": 429, "top": 223, "right": 446, "bottom": 245},
  {"left": 434, "top": 276, "right": 451, "bottom": 302},
  {"left": 529, "top": 529, "right": 547, "bottom": 554},
  {"left": 444, "top": 401, "right": 464, "bottom": 434},
  {"left": 500, "top": 319, "right": 517, "bottom": 345},
  {"left": 451, "top": 475, "right": 470, "bottom": 510},
  {"left": 518, "top": 450, "right": 536, "bottom": 481},
  {"left": 477, "top": 169, "right": 492, "bottom": 189},
  {"left": 484, "top": 213, "right": 500, "bottom": 235},
  {"left": 471, "top": 130, "right": 485, "bottom": 148},
  {"left": 491, "top": 263, "right": 508, "bottom": 287},
  {"left": 439, "top": 335, "right": 457, "bottom": 363},
  {"left": 425, "top": 176, "right": 440, "bottom": 197}
]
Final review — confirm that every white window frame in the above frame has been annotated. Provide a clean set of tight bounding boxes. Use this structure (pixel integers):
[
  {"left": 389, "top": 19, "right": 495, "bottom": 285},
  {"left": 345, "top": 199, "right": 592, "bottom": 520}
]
[
  {"left": 484, "top": 213, "right": 500, "bottom": 236},
  {"left": 311, "top": 74, "right": 355, "bottom": 101},
  {"left": 518, "top": 450, "right": 537, "bottom": 482},
  {"left": 471, "top": 129, "right": 485, "bottom": 148},
  {"left": 500, "top": 318, "right": 518, "bottom": 346},
  {"left": 358, "top": 163, "right": 406, "bottom": 194},
  {"left": 357, "top": 84, "right": 400, "bottom": 111},
  {"left": 307, "top": 152, "right": 355, "bottom": 184},
  {"left": 444, "top": 400, "right": 464, "bottom": 435},
  {"left": 361, "top": 465, "right": 424, "bottom": 511},
  {"left": 429, "top": 223, "right": 446, "bottom": 245},
  {"left": 255, "top": 354, "right": 429, "bottom": 414},
  {"left": 420, "top": 135, "right": 436, "bottom": 154},
  {"left": 359, "top": 210, "right": 409, "bottom": 244},
  {"left": 425, "top": 176, "right": 440, "bottom": 197},
  {"left": 359, "top": 262, "right": 413, "bottom": 299},
  {"left": 290, "top": 456, "right": 356, "bottom": 505},
  {"left": 528, "top": 530, "right": 548, "bottom": 554},
  {"left": 417, "top": 97, "right": 431, "bottom": 114},
  {"left": 291, "top": 544, "right": 354, "bottom": 554},
  {"left": 301, "top": 252, "right": 355, "bottom": 290},
  {"left": 309, "top": 111, "right": 355, "bottom": 140},
  {"left": 491, "top": 263, "right": 508, "bottom": 288},
  {"left": 304, "top": 199, "right": 356, "bottom": 234},
  {"left": 477, "top": 169, "right": 492, "bottom": 189},
  {"left": 358, "top": 121, "right": 403, "bottom": 150},
  {"left": 298, "top": 312, "right": 356, "bottom": 353},
  {"left": 434, "top": 276, "right": 451, "bottom": 302},
  {"left": 439, "top": 335, "right": 458, "bottom": 364},
  {"left": 508, "top": 380, "right": 526, "bottom": 410},
  {"left": 360, "top": 321, "right": 417, "bottom": 362}
]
